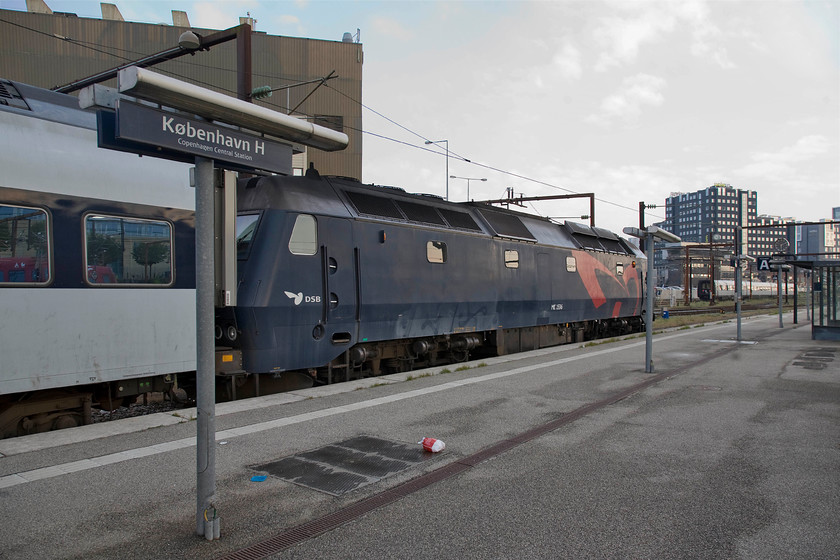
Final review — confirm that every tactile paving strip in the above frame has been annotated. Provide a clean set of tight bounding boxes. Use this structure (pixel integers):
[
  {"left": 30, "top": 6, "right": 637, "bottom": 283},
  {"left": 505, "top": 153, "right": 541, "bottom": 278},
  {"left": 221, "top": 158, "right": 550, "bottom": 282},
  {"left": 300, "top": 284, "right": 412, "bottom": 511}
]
[{"left": 252, "top": 435, "right": 435, "bottom": 496}]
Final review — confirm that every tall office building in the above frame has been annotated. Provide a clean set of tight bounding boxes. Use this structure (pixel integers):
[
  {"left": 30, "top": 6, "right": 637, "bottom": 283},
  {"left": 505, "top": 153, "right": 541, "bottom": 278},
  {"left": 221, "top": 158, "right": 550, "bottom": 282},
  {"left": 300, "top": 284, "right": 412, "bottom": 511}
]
[
  {"left": 797, "top": 207, "right": 840, "bottom": 260},
  {"left": 660, "top": 183, "right": 795, "bottom": 258}
]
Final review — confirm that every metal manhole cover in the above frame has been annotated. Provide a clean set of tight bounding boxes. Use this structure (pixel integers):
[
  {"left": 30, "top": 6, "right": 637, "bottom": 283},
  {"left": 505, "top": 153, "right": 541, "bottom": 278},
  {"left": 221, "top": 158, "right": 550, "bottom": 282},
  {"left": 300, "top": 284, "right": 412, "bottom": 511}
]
[{"left": 252, "top": 435, "right": 437, "bottom": 496}]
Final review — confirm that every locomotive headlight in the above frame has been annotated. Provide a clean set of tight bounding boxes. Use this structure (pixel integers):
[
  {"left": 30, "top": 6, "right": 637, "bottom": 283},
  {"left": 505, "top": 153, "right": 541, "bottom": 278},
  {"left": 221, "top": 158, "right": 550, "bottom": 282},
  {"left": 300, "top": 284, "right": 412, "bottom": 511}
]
[
  {"left": 214, "top": 325, "right": 223, "bottom": 341},
  {"left": 226, "top": 326, "right": 238, "bottom": 342},
  {"left": 632, "top": 261, "right": 636, "bottom": 268}
]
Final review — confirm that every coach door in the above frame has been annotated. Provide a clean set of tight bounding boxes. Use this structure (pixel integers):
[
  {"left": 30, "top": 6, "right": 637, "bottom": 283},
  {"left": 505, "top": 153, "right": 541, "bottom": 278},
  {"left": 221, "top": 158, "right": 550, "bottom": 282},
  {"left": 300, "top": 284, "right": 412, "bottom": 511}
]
[{"left": 319, "top": 217, "right": 358, "bottom": 342}]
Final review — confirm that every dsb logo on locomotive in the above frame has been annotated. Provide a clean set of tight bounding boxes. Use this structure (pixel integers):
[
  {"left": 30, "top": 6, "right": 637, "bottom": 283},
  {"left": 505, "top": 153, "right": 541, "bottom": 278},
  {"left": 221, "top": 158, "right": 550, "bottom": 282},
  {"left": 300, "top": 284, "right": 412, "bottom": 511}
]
[{"left": 284, "top": 291, "right": 321, "bottom": 306}]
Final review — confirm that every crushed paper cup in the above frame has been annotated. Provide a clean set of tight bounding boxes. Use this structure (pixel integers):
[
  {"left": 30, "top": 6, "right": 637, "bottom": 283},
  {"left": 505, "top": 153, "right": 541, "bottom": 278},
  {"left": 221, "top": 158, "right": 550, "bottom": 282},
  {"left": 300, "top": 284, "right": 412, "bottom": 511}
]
[{"left": 419, "top": 437, "right": 445, "bottom": 453}]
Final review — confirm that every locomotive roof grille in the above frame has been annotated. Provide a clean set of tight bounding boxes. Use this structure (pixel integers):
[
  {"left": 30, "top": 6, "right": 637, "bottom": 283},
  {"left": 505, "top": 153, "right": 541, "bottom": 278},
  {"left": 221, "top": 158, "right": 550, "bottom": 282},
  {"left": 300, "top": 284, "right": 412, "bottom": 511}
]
[
  {"left": 438, "top": 208, "right": 482, "bottom": 232},
  {"left": 574, "top": 235, "right": 605, "bottom": 251},
  {"left": 599, "top": 238, "right": 628, "bottom": 254},
  {"left": 342, "top": 188, "right": 484, "bottom": 232},
  {"left": 0, "top": 80, "right": 32, "bottom": 111},
  {"left": 564, "top": 221, "right": 597, "bottom": 237},
  {"left": 591, "top": 226, "right": 619, "bottom": 241},
  {"left": 477, "top": 209, "right": 536, "bottom": 241},
  {"left": 396, "top": 200, "right": 447, "bottom": 226},
  {"left": 344, "top": 190, "right": 403, "bottom": 220}
]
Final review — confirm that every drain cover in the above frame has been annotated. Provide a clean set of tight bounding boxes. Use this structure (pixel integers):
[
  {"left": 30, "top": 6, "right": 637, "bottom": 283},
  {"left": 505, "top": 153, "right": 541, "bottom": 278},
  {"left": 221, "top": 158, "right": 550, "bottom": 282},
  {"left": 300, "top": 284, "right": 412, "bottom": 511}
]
[{"left": 252, "top": 435, "right": 436, "bottom": 496}]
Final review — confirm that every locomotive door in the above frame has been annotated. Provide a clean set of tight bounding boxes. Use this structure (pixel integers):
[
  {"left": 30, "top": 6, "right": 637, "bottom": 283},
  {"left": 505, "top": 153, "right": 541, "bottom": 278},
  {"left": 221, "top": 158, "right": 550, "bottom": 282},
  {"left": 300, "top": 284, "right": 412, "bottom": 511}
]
[
  {"left": 536, "top": 252, "right": 551, "bottom": 324},
  {"left": 319, "top": 217, "right": 358, "bottom": 339}
]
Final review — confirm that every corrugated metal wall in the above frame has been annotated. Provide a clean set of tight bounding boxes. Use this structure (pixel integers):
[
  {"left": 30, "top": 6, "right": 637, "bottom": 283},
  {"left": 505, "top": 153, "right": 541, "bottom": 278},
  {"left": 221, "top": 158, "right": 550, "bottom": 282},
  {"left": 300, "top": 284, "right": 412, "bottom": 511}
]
[{"left": 0, "top": 9, "right": 362, "bottom": 179}]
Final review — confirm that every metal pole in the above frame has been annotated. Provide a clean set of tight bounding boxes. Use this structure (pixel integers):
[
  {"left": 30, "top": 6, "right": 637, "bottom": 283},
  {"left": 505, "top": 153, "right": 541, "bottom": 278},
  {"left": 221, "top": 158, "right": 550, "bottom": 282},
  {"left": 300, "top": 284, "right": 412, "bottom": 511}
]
[
  {"left": 236, "top": 23, "right": 252, "bottom": 101},
  {"left": 806, "top": 272, "right": 811, "bottom": 322},
  {"left": 54, "top": 25, "right": 246, "bottom": 93},
  {"left": 735, "top": 226, "right": 742, "bottom": 341},
  {"left": 777, "top": 266, "right": 783, "bottom": 328},
  {"left": 793, "top": 265, "right": 798, "bottom": 324},
  {"left": 645, "top": 232, "right": 655, "bottom": 373},
  {"left": 445, "top": 140, "right": 449, "bottom": 201},
  {"left": 194, "top": 157, "right": 219, "bottom": 539},
  {"left": 735, "top": 258, "right": 742, "bottom": 342}
]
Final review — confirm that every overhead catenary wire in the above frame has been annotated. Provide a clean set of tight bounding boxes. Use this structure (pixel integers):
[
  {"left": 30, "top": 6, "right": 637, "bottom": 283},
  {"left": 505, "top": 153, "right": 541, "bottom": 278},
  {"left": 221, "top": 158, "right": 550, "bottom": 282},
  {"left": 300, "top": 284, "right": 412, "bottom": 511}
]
[
  {"left": 2, "top": 16, "right": 665, "bottom": 221},
  {"left": 324, "top": 83, "right": 666, "bottom": 221}
]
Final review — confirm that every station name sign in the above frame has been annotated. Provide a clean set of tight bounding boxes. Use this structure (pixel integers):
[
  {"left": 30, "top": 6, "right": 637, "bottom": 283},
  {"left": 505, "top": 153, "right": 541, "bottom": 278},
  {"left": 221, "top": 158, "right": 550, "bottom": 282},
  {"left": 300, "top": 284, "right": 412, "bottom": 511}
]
[{"left": 114, "top": 100, "right": 292, "bottom": 174}]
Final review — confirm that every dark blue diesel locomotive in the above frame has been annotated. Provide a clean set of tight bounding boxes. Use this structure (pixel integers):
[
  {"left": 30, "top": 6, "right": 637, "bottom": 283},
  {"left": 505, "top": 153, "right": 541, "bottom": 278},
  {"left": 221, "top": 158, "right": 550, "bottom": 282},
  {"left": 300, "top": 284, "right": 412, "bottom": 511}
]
[{"left": 218, "top": 169, "right": 646, "bottom": 385}]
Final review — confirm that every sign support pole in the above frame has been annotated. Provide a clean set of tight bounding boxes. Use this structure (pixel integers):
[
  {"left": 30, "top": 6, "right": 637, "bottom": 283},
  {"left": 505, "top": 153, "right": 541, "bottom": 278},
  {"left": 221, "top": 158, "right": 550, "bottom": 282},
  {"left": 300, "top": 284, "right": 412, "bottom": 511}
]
[
  {"left": 645, "top": 232, "right": 655, "bottom": 372},
  {"left": 86, "top": 66, "right": 348, "bottom": 542},
  {"left": 194, "top": 156, "right": 219, "bottom": 539},
  {"left": 624, "top": 225, "right": 681, "bottom": 374}
]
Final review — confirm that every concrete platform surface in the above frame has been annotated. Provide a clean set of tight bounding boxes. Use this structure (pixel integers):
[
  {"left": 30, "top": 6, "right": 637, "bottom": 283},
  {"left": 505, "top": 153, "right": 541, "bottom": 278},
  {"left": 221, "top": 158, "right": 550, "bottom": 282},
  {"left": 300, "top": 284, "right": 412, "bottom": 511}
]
[{"left": 0, "top": 314, "right": 837, "bottom": 559}]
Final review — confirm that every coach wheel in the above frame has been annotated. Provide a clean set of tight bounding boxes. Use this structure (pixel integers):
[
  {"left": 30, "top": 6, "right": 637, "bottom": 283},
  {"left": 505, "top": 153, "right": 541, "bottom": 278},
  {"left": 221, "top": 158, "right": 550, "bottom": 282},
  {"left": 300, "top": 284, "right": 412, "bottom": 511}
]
[
  {"left": 52, "top": 413, "right": 81, "bottom": 431},
  {"left": 168, "top": 386, "right": 190, "bottom": 404}
]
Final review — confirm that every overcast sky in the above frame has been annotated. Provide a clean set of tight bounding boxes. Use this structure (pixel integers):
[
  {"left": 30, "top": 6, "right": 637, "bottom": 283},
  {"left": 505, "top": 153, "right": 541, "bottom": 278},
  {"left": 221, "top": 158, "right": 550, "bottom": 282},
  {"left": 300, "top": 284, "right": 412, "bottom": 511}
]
[{"left": 4, "top": 0, "right": 838, "bottom": 233}]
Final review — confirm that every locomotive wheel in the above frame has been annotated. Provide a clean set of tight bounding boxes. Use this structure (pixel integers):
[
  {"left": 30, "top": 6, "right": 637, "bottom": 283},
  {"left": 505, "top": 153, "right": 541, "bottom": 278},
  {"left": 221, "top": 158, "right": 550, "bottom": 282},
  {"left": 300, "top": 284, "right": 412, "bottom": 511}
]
[{"left": 451, "top": 349, "right": 470, "bottom": 363}]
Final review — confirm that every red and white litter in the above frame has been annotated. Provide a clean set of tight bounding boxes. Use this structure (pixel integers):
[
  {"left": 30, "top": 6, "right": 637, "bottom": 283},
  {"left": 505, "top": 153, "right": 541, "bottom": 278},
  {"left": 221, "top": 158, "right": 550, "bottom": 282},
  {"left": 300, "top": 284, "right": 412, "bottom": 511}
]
[{"left": 419, "top": 437, "right": 445, "bottom": 453}]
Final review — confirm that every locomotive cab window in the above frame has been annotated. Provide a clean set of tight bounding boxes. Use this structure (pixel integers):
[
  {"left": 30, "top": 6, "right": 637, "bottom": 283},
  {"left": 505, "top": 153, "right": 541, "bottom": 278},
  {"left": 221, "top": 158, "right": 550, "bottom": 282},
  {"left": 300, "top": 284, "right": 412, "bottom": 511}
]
[
  {"left": 84, "top": 215, "right": 173, "bottom": 285},
  {"left": 0, "top": 203, "right": 51, "bottom": 284},
  {"left": 566, "top": 256, "right": 577, "bottom": 273},
  {"left": 504, "top": 250, "right": 519, "bottom": 269},
  {"left": 236, "top": 213, "right": 260, "bottom": 259},
  {"left": 427, "top": 241, "right": 447, "bottom": 263},
  {"left": 288, "top": 214, "right": 318, "bottom": 255}
]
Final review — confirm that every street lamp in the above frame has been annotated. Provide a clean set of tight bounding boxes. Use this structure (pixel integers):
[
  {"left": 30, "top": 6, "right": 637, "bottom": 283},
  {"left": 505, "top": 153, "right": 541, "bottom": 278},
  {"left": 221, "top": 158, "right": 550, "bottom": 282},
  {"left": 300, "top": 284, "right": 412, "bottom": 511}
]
[
  {"left": 450, "top": 175, "right": 486, "bottom": 201},
  {"left": 425, "top": 139, "right": 449, "bottom": 200}
]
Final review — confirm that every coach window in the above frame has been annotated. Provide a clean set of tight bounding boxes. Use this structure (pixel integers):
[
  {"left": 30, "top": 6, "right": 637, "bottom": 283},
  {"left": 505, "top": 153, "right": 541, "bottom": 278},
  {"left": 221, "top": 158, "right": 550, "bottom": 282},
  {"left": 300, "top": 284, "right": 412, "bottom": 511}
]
[
  {"left": 288, "top": 214, "right": 318, "bottom": 255},
  {"left": 504, "top": 250, "right": 519, "bottom": 269},
  {"left": 427, "top": 241, "right": 447, "bottom": 263},
  {"left": 566, "top": 256, "right": 577, "bottom": 273},
  {"left": 84, "top": 215, "right": 173, "bottom": 285},
  {"left": 0, "top": 204, "right": 51, "bottom": 284}
]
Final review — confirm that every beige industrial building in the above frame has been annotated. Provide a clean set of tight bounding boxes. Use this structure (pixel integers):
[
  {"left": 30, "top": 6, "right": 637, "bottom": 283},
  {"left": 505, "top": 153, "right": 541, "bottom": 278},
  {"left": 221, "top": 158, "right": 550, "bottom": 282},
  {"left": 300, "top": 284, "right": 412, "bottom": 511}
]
[{"left": 0, "top": 1, "right": 363, "bottom": 179}]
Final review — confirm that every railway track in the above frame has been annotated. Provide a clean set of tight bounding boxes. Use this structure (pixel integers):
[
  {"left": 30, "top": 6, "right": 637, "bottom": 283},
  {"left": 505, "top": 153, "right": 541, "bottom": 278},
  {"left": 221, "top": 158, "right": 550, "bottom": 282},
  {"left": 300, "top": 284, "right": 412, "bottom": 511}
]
[{"left": 662, "top": 301, "right": 798, "bottom": 316}]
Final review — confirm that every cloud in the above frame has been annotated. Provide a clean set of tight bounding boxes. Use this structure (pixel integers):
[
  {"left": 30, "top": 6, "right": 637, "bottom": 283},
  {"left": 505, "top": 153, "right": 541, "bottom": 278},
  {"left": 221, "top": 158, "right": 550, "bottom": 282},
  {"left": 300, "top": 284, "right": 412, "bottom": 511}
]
[
  {"left": 592, "top": 0, "right": 736, "bottom": 70},
  {"left": 593, "top": 10, "right": 676, "bottom": 71},
  {"left": 278, "top": 15, "right": 300, "bottom": 25},
  {"left": 683, "top": 3, "right": 736, "bottom": 69},
  {"left": 190, "top": 1, "right": 260, "bottom": 30},
  {"left": 586, "top": 73, "right": 667, "bottom": 126},
  {"left": 553, "top": 42, "right": 583, "bottom": 80},
  {"left": 370, "top": 16, "right": 416, "bottom": 41},
  {"left": 758, "top": 135, "right": 832, "bottom": 163},
  {"left": 735, "top": 135, "right": 833, "bottom": 178}
]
